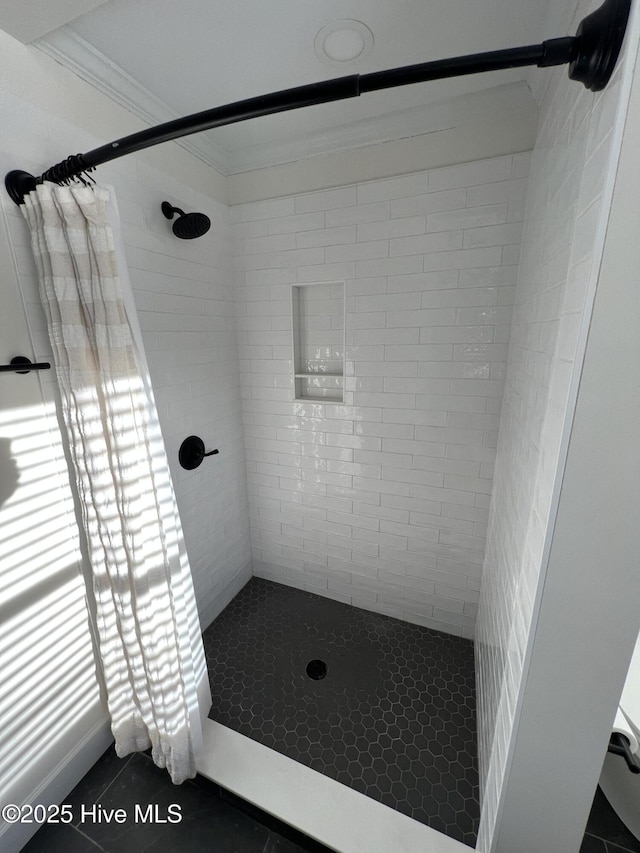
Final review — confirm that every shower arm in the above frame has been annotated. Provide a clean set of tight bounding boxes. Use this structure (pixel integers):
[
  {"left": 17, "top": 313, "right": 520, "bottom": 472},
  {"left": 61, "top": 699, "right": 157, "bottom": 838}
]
[{"left": 5, "top": 0, "right": 631, "bottom": 205}]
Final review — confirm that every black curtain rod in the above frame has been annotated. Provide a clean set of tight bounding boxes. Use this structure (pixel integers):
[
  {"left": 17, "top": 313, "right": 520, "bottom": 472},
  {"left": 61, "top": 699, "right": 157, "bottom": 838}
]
[{"left": 5, "top": 0, "right": 630, "bottom": 205}]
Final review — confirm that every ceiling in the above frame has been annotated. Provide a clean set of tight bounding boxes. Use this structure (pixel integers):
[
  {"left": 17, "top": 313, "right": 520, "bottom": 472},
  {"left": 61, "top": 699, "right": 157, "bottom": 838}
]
[{"left": 7, "top": 0, "right": 556, "bottom": 175}]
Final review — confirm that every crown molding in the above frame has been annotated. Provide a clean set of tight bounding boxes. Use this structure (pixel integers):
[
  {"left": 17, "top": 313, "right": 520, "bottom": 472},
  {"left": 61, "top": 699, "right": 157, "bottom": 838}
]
[{"left": 34, "top": 27, "right": 230, "bottom": 175}]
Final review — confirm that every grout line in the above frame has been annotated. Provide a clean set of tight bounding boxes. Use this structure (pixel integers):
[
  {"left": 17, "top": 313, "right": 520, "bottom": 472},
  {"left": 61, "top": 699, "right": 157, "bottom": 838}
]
[
  {"left": 588, "top": 834, "right": 640, "bottom": 853},
  {"left": 71, "top": 824, "right": 107, "bottom": 851},
  {"left": 604, "top": 843, "right": 640, "bottom": 853},
  {"left": 83, "top": 750, "right": 137, "bottom": 812},
  {"left": 583, "top": 832, "right": 607, "bottom": 847}
]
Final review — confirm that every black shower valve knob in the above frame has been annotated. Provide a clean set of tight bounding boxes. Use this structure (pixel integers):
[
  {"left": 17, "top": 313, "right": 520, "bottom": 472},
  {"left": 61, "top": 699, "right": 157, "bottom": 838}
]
[{"left": 179, "top": 435, "right": 219, "bottom": 470}]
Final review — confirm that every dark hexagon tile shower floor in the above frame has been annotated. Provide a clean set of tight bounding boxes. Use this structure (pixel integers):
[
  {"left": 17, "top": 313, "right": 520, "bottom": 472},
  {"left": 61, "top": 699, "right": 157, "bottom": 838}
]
[{"left": 203, "top": 577, "right": 479, "bottom": 847}]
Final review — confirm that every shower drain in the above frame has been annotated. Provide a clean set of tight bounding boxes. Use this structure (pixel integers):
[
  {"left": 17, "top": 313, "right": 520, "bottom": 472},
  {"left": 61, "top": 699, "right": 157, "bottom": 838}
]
[{"left": 306, "top": 659, "right": 327, "bottom": 680}]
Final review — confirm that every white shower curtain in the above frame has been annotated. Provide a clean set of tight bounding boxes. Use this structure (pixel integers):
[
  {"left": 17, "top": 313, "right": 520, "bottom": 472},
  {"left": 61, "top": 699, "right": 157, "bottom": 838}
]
[{"left": 21, "top": 182, "right": 209, "bottom": 784}]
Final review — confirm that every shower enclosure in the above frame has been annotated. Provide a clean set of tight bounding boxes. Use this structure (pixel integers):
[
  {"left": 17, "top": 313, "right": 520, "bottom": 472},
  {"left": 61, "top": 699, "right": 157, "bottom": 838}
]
[
  {"left": 203, "top": 578, "right": 479, "bottom": 844},
  {"left": 2, "top": 1, "right": 640, "bottom": 851}
]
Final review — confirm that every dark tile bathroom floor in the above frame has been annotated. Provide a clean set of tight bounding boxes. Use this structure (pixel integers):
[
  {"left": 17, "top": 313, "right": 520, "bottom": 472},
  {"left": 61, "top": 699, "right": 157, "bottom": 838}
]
[
  {"left": 21, "top": 741, "right": 640, "bottom": 853},
  {"left": 22, "top": 747, "right": 331, "bottom": 853},
  {"left": 203, "top": 577, "right": 480, "bottom": 846},
  {"left": 581, "top": 786, "right": 640, "bottom": 853}
]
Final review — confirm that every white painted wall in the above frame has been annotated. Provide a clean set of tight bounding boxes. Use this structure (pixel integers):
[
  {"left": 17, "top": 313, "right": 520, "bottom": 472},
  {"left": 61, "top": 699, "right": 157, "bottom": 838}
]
[
  {"left": 0, "top": 28, "right": 249, "bottom": 851},
  {"left": 233, "top": 154, "right": 529, "bottom": 639},
  {"left": 475, "top": 0, "right": 640, "bottom": 849},
  {"left": 0, "top": 177, "right": 112, "bottom": 853}
]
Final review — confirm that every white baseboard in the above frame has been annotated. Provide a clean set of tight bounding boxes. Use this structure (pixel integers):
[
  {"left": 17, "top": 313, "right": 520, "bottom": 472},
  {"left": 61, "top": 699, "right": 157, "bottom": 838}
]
[{"left": 1, "top": 718, "right": 113, "bottom": 853}]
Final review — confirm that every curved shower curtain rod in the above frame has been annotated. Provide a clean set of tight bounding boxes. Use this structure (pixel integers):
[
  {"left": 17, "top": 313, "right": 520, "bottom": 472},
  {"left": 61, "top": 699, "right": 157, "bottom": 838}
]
[{"left": 5, "top": 0, "right": 631, "bottom": 205}]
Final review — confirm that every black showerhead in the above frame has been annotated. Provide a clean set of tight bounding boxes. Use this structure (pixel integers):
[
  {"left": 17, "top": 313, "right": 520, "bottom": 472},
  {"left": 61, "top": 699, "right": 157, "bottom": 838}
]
[{"left": 161, "top": 201, "right": 211, "bottom": 239}]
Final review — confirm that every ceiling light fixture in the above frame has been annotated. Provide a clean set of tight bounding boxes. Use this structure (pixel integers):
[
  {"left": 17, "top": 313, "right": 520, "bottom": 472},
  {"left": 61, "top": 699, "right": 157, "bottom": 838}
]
[{"left": 314, "top": 20, "right": 374, "bottom": 64}]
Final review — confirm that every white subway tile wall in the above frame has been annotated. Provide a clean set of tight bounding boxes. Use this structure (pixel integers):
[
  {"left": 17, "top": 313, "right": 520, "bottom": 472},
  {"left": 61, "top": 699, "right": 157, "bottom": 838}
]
[
  {"left": 233, "top": 155, "right": 529, "bottom": 639},
  {"left": 2, "top": 90, "right": 252, "bottom": 633},
  {"left": 122, "top": 165, "right": 252, "bottom": 629},
  {"left": 474, "top": 0, "right": 633, "bottom": 846}
]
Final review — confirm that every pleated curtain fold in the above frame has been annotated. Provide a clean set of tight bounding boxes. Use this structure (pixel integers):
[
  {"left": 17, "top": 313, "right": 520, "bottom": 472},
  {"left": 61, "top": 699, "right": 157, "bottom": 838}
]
[{"left": 21, "top": 183, "right": 207, "bottom": 784}]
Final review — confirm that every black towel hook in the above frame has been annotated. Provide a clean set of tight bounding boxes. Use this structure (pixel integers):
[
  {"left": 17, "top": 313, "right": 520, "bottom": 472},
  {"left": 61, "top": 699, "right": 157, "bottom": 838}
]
[
  {"left": 0, "top": 356, "right": 51, "bottom": 374},
  {"left": 178, "top": 435, "right": 219, "bottom": 470}
]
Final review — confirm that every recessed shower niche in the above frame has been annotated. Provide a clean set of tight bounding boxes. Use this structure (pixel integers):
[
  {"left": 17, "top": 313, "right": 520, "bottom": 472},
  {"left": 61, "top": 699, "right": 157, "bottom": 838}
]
[{"left": 291, "top": 281, "right": 345, "bottom": 403}]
